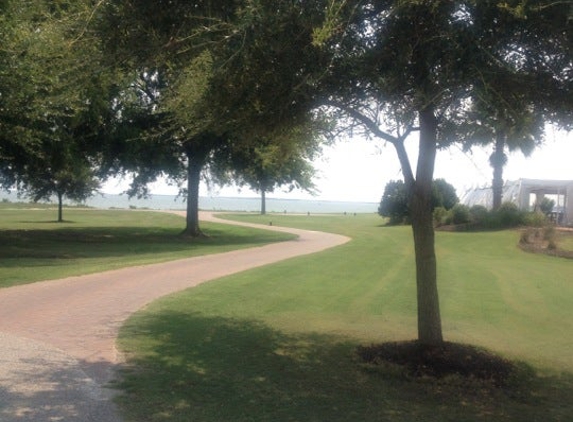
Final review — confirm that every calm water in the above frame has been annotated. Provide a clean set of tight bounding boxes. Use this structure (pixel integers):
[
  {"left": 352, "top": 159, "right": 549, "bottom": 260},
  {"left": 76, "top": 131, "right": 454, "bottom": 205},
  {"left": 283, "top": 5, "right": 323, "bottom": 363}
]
[{"left": 1, "top": 190, "right": 378, "bottom": 214}]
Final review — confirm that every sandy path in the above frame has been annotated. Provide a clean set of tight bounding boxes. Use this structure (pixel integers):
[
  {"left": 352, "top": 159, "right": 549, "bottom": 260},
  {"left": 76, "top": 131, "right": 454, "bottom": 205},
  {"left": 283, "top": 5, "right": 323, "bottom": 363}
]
[{"left": 0, "top": 211, "right": 349, "bottom": 421}]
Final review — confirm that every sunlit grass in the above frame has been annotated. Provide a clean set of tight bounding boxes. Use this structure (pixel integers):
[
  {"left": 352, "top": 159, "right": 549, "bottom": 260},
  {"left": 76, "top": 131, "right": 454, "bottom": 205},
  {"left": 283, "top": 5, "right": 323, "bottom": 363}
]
[{"left": 116, "top": 213, "right": 573, "bottom": 421}]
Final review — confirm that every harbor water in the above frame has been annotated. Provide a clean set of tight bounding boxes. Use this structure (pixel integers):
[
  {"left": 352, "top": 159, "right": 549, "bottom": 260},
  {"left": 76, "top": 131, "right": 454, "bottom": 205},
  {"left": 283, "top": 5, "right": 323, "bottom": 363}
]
[{"left": 1, "top": 190, "right": 378, "bottom": 214}]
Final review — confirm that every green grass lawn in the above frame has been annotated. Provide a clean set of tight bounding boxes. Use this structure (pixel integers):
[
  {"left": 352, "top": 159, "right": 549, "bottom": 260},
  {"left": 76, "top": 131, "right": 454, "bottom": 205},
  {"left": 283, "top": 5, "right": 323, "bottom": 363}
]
[
  {"left": 0, "top": 209, "right": 295, "bottom": 288},
  {"left": 116, "top": 213, "right": 573, "bottom": 422}
]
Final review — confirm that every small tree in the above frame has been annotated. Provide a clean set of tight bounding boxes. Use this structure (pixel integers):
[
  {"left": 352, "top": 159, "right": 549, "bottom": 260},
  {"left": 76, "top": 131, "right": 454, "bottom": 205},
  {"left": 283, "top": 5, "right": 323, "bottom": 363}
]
[
  {"left": 20, "top": 157, "right": 99, "bottom": 222},
  {"left": 378, "top": 180, "right": 409, "bottom": 225},
  {"left": 214, "top": 124, "right": 320, "bottom": 214},
  {"left": 379, "top": 179, "right": 458, "bottom": 225},
  {"left": 1, "top": 0, "right": 110, "bottom": 220},
  {"left": 432, "top": 179, "right": 459, "bottom": 211}
]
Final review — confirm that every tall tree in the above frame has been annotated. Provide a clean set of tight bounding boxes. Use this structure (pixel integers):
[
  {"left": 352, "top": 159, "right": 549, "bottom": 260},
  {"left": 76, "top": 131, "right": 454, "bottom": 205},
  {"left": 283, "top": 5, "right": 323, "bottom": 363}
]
[
  {"left": 0, "top": 2, "right": 114, "bottom": 221},
  {"left": 95, "top": 2, "right": 236, "bottom": 236},
  {"left": 1, "top": 0, "right": 113, "bottom": 211},
  {"left": 314, "top": 1, "right": 477, "bottom": 345},
  {"left": 306, "top": 0, "right": 571, "bottom": 345},
  {"left": 474, "top": 94, "right": 543, "bottom": 211},
  {"left": 95, "top": 0, "right": 324, "bottom": 235},
  {"left": 103, "top": 66, "right": 224, "bottom": 237},
  {"left": 214, "top": 126, "right": 320, "bottom": 215}
]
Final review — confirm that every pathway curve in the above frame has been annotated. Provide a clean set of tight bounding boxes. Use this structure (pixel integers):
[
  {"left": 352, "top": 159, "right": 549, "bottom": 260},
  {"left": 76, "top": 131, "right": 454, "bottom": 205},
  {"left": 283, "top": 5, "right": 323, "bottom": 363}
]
[{"left": 0, "top": 212, "right": 349, "bottom": 421}]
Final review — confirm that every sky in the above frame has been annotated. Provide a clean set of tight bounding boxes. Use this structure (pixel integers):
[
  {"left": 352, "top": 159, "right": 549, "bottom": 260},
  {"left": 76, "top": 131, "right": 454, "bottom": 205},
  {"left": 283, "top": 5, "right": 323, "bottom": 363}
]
[{"left": 103, "top": 126, "right": 572, "bottom": 204}]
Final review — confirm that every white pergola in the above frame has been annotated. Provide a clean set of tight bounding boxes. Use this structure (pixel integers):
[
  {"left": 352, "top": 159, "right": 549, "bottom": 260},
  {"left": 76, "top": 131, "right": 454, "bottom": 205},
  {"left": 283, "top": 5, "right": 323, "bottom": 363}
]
[{"left": 461, "top": 179, "right": 573, "bottom": 226}]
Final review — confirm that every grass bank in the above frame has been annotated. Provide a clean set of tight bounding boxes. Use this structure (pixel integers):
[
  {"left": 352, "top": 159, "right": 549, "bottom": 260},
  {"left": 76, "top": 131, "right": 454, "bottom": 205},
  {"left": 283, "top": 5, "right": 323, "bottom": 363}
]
[
  {"left": 0, "top": 209, "right": 295, "bottom": 288},
  {"left": 116, "top": 213, "right": 573, "bottom": 421}
]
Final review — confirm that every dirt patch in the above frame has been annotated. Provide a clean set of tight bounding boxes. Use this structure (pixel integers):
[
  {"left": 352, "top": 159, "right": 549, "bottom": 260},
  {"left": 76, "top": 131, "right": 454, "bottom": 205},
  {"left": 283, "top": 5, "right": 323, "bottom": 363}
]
[{"left": 357, "top": 341, "right": 517, "bottom": 387}]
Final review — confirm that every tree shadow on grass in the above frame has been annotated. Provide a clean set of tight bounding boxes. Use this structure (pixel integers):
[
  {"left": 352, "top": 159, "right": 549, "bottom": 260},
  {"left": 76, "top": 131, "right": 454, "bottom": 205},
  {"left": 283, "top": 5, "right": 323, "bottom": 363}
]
[{"left": 115, "top": 312, "right": 573, "bottom": 422}]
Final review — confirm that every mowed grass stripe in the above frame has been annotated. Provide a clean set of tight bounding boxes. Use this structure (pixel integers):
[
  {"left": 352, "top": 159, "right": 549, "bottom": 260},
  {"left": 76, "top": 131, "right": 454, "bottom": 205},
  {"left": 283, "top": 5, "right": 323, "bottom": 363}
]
[
  {"left": 215, "top": 214, "right": 572, "bottom": 368},
  {"left": 436, "top": 229, "right": 573, "bottom": 369},
  {"left": 116, "top": 213, "right": 572, "bottom": 422}
]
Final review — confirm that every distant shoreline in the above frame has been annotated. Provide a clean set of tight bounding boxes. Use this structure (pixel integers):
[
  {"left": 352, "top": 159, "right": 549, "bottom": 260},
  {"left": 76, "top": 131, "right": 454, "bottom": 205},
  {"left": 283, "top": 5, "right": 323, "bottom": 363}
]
[{"left": 0, "top": 191, "right": 378, "bottom": 214}]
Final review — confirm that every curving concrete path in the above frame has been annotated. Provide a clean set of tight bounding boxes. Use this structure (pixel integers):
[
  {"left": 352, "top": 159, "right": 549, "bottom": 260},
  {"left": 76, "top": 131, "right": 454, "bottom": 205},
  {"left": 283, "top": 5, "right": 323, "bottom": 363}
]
[{"left": 0, "top": 212, "right": 349, "bottom": 421}]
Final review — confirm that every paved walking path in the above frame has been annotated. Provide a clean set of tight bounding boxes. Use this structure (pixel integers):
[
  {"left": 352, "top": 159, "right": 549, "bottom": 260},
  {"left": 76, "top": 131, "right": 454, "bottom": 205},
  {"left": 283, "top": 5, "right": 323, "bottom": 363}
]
[{"left": 0, "top": 212, "right": 349, "bottom": 421}]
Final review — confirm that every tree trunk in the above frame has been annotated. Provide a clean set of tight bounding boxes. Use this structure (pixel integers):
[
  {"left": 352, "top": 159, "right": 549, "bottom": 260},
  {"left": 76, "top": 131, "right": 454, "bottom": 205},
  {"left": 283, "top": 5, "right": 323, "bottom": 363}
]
[
  {"left": 182, "top": 153, "right": 204, "bottom": 237},
  {"left": 260, "top": 189, "right": 267, "bottom": 215},
  {"left": 409, "top": 109, "right": 443, "bottom": 347},
  {"left": 490, "top": 132, "right": 506, "bottom": 211},
  {"left": 57, "top": 191, "right": 64, "bottom": 223}
]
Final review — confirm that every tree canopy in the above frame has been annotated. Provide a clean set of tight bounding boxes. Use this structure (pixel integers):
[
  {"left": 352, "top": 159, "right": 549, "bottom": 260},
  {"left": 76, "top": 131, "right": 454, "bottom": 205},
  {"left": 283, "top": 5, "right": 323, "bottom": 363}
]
[
  {"left": 0, "top": 0, "right": 115, "bottom": 220},
  {"left": 300, "top": 0, "right": 571, "bottom": 345},
  {"left": 92, "top": 0, "right": 329, "bottom": 235}
]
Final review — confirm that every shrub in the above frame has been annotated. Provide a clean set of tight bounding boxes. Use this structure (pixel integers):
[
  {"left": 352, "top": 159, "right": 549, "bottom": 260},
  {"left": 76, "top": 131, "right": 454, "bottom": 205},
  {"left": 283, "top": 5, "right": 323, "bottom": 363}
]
[
  {"left": 494, "top": 202, "right": 525, "bottom": 227},
  {"left": 543, "top": 225, "right": 556, "bottom": 242},
  {"left": 450, "top": 204, "right": 471, "bottom": 225},
  {"left": 469, "top": 205, "right": 488, "bottom": 225},
  {"left": 520, "top": 228, "right": 535, "bottom": 245},
  {"left": 524, "top": 212, "right": 548, "bottom": 228},
  {"left": 379, "top": 178, "right": 459, "bottom": 226},
  {"left": 432, "top": 179, "right": 459, "bottom": 210},
  {"left": 433, "top": 206, "right": 448, "bottom": 227}
]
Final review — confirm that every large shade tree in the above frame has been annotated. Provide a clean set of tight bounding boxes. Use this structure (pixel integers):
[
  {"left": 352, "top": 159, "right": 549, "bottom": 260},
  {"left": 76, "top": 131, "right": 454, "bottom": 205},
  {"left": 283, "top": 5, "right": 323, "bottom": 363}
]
[
  {"left": 313, "top": 0, "right": 487, "bottom": 345},
  {"left": 95, "top": 0, "right": 325, "bottom": 236},
  {"left": 0, "top": 0, "right": 115, "bottom": 214},
  {"left": 95, "top": 1, "right": 234, "bottom": 236}
]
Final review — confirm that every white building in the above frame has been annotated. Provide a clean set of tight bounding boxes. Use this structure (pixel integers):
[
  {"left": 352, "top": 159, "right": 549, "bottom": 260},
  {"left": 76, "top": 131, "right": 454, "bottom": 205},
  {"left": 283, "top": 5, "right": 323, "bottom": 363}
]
[{"left": 461, "top": 179, "right": 573, "bottom": 226}]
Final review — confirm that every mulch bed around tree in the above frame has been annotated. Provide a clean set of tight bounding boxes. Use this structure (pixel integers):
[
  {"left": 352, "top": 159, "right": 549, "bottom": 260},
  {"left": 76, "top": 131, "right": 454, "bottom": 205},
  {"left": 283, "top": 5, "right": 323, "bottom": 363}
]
[{"left": 357, "top": 341, "right": 517, "bottom": 387}]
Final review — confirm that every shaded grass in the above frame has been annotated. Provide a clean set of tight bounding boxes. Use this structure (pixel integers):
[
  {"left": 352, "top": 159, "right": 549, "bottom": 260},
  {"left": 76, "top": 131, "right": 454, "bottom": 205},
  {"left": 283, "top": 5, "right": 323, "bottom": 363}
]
[
  {"left": 116, "top": 213, "right": 573, "bottom": 421},
  {"left": 0, "top": 209, "right": 295, "bottom": 288},
  {"left": 118, "top": 309, "right": 573, "bottom": 422}
]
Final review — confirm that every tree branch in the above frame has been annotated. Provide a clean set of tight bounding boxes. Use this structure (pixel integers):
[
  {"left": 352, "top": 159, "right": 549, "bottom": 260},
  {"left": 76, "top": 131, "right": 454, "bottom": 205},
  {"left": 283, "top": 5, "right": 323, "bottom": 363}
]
[{"left": 324, "top": 99, "right": 399, "bottom": 143}]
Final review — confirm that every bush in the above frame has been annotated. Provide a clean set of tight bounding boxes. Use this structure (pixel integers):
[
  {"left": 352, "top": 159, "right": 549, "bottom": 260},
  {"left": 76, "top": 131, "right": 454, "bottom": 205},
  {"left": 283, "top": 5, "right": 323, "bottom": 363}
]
[
  {"left": 524, "top": 212, "right": 548, "bottom": 228},
  {"left": 379, "top": 179, "right": 459, "bottom": 226},
  {"left": 469, "top": 205, "right": 488, "bottom": 225},
  {"left": 450, "top": 204, "right": 471, "bottom": 225},
  {"left": 432, "top": 179, "right": 459, "bottom": 210},
  {"left": 441, "top": 202, "right": 556, "bottom": 232},
  {"left": 433, "top": 206, "right": 448, "bottom": 227},
  {"left": 543, "top": 225, "right": 556, "bottom": 242},
  {"left": 494, "top": 202, "right": 525, "bottom": 227}
]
